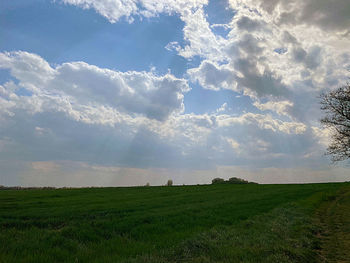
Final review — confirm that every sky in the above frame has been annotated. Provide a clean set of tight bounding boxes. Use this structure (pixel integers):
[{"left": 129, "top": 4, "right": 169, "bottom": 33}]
[{"left": 1, "top": 0, "right": 350, "bottom": 187}]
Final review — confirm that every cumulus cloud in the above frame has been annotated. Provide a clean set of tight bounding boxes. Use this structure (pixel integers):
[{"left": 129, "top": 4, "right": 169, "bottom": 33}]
[
  {"left": 0, "top": 49, "right": 325, "bottom": 174},
  {"left": 61, "top": 0, "right": 138, "bottom": 23},
  {"left": 62, "top": 0, "right": 349, "bottom": 104},
  {"left": 216, "top": 113, "right": 306, "bottom": 135},
  {"left": 177, "top": 8, "right": 226, "bottom": 60},
  {"left": 60, "top": 0, "right": 350, "bottom": 99},
  {"left": 291, "top": 46, "right": 322, "bottom": 70},
  {"left": 182, "top": 0, "right": 350, "bottom": 125},
  {"left": 253, "top": 100, "right": 293, "bottom": 117},
  {"left": 189, "top": 55, "right": 288, "bottom": 98},
  {"left": 182, "top": 10, "right": 291, "bottom": 98},
  {"left": 61, "top": 0, "right": 208, "bottom": 23},
  {"left": 236, "top": 16, "right": 267, "bottom": 32},
  {"left": 230, "top": 0, "right": 350, "bottom": 34},
  {"left": 188, "top": 60, "right": 235, "bottom": 91},
  {"left": 0, "top": 51, "right": 189, "bottom": 121}
]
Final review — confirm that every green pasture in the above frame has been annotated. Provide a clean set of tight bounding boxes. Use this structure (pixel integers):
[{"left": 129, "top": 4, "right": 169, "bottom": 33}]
[{"left": 0, "top": 183, "right": 348, "bottom": 262}]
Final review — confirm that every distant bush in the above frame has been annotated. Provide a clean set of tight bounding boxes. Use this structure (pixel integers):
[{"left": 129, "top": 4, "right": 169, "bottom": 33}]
[
  {"left": 145, "top": 183, "right": 150, "bottom": 187},
  {"left": 212, "top": 177, "right": 257, "bottom": 185},
  {"left": 212, "top": 178, "right": 226, "bottom": 184},
  {"left": 228, "top": 177, "right": 249, "bottom": 184},
  {"left": 167, "top": 180, "right": 173, "bottom": 186}
]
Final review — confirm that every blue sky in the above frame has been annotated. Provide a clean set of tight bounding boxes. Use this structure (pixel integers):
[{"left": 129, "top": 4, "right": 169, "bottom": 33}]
[
  {"left": 1, "top": 0, "right": 245, "bottom": 115},
  {"left": 0, "top": 0, "right": 350, "bottom": 186},
  {"left": 1, "top": 1, "right": 186, "bottom": 73}
]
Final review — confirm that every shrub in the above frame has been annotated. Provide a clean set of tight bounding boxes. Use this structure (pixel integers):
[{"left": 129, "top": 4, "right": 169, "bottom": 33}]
[
  {"left": 228, "top": 177, "right": 249, "bottom": 184},
  {"left": 211, "top": 177, "right": 257, "bottom": 185},
  {"left": 167, "top": 180, "right": 173, "bottom": 186},
  {"left": 212, "top": 178, "right": 226, "bottom": 184}
]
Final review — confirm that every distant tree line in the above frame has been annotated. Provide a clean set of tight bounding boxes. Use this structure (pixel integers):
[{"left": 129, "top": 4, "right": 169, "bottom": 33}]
[
  {"left": 0, "top": 185, "right": 57, "bottom": 190},
  {"left": 211, "top": 177, "right": 257, "bottom": 185}
]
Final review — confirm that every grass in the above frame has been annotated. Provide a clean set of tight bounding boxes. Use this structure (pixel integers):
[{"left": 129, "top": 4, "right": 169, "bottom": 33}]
[
  {"left": 316, "top": 187, "right": 350, "bottom": 262},
  {"left": 0, "top": 183, "right": 348, "bottom": 262}
]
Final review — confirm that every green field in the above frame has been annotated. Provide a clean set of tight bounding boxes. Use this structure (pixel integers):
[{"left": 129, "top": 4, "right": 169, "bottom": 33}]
[{"left": 0, "top": 183, "right": 349, "bottom": 262}]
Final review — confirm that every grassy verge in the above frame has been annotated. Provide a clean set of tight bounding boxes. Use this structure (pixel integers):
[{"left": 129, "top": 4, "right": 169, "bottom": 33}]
[{"left": 316, "top": 186, "right": 350, "bottom": 262}]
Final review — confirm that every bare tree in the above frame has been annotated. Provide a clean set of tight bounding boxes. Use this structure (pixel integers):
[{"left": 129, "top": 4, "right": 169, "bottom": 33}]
[{"left": 320, "top": 84, "right": 350, "bottom": 162}]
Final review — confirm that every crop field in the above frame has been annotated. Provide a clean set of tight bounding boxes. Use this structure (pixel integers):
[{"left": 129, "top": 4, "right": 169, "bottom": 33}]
[{"left": 0, "top": 183, "right": 349, "bottom": 263}]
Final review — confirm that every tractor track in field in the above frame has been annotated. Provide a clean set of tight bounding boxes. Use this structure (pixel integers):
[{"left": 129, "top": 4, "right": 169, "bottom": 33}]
[{"left": 316, "top": 186, "right": 350, "bottom": 263}]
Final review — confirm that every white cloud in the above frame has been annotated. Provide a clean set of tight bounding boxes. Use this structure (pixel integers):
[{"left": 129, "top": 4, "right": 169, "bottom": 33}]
[
  {"left": 0, "top": 51, "right": 189, "bottom": 122},
  {"left": 226, "top": 137, "right": 239, "bottom": 149},
  {"left": 181, "top": 0, "right": 350, "bottom": 128},
  {"left": 188, "top": 60, "right": 235, "bottom": 91},
  {"left": 61, "top": 0, "right": 138, "bottom": 23},
  {"left": 60, "top": 0, "right": 350, "bottom": 101},
  {"left": 165, "top": 41, "right": 181, "bottom": 52},
  {"left": 253, "top": 100, "right": 293, "bottom": 117},
  {"left": 177, "top": 8, "right": 226, "bottom": 61},
  {"left": 311, "top": 126, "right": 332, "bottom": 147},
  {"left": 0, "top": 51, "right": 324, "bottom": 173},
  {"left": 61, "top": 0, "right": 208, "bottom": 23},
  {"left": 236, "top": 16, "right": 268, "bottom": 32},
  {"left": 216, "top": 102, "right": 228, "bottom": 113},
  {"left": 229, "top": 0, "right": 350, "bottom": 34}
]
